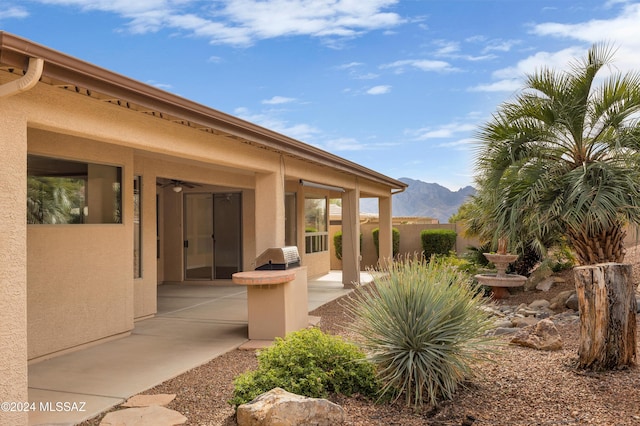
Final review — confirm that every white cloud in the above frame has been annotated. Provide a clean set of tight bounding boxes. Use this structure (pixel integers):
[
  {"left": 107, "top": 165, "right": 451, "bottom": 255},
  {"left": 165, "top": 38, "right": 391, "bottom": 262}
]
[
  {"left": 433, "top": 40, "right": 460, "bottom": 56},
  {"left": 355, "top": 72, "right": 380, "bottom": 80},
  {"left": 323, "top": 137, "right": 368, "bottom": 151},
  {"left": 366, "top": 85, "right": 391, "bottom": 95},
  {"left": 336, "top": 62, "right": 363, "bottom": 70},
  {"left": 337, "top": 61, "right": 380, "bottom": 79},
  {"left": 233, "top": 106, "right": 320, "bottom": 141},
  {"left": 410, "top": 123, "right": 477, "bottom": 141},
  {"left": 436, "top": 137, "right": 476, "bottom": 149},
  {"left": 468, "top": 79, "right": 522, "bottom": 93},
  {"left": 0, "top": 6, "right": 29, "bottom": 19},
  {"left": 30, "top": 0, "right": 405, "bottom": 46},
  {"left": 262, "top": 96, "right": 296, "bottom": 105},
  {"left": 481, "top": 39, "right": 520, "bottom": 53},
  {"left": 470, "top": 47, "right": 583, "bottom": 93},
  {"left": 530, "top": 2, "right": 640, "bottom": 72},
  {"left": 381, "top": 59, "right": 458, "bottom": 73}
]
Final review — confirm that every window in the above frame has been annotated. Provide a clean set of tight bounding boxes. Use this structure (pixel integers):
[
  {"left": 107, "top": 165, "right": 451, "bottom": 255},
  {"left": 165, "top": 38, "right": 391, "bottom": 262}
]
[
  {"left": 304, "top": 196, "right": 328, "bottom": 253},
  {"left": 134, "top": 176, "right": 142, "bottom": 278},
  {"left": 27, "top": 155, "right": 122, "bottom": 224}
]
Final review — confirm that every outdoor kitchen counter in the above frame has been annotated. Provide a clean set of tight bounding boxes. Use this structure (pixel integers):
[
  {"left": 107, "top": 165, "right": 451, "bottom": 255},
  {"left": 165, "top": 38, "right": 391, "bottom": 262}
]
[
  {"left": 232, "top": 267, "right": 308, "bottom": 340},
  {"left": 231, "top": 270, "right": 296, "bottom": 286}
]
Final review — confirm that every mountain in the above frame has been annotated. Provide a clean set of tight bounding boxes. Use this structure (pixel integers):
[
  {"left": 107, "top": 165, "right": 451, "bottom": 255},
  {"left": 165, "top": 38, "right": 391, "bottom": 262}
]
[{"left": 360, "top": 178, "right": 476, "bottom": 223}]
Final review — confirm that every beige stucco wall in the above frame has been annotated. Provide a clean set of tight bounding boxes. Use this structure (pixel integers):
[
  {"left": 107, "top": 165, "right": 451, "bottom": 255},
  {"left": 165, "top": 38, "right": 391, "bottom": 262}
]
[
  {"left": 0, "top": 106, "right": 29, "bottom": 425},
  {"left": 27, "top": 129, "right": 135, "bottom": 360}
]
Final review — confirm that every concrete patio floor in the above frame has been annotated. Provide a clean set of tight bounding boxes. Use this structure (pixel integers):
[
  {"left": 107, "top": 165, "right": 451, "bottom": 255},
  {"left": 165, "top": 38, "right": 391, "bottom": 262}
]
[{"left": 27, "top": 271, "right": 366, "bottom": 426}]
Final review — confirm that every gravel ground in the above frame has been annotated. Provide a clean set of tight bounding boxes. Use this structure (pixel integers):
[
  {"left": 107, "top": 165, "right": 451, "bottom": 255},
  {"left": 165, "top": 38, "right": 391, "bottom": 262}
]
[{"left": 80, "top": 248, "right": 640, "bottom": 426}]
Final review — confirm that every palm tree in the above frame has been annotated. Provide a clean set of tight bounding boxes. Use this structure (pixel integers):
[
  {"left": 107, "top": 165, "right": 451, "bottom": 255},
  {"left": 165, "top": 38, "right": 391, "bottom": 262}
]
[{"left": 474, "top": 43, "right": 640, "bottom": 265}]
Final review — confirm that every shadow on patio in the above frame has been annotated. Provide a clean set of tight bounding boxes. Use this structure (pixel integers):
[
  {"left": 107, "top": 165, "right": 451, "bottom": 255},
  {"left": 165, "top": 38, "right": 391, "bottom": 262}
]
[{"left": 27, "top": 271, "right": 373, "bottom": 425}]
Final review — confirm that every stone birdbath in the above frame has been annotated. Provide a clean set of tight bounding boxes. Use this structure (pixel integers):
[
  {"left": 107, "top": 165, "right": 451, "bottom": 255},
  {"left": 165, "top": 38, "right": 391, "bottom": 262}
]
[{"left": 474, "top": 239, "right": 526, "bottom": 299}]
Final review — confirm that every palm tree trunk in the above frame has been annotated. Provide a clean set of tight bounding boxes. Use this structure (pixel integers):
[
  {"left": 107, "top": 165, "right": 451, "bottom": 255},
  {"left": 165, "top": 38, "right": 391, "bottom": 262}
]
[
  {"left": 567, "top": 223, "right": 626, "bottom": 265},
  {"left": 574, "top": 263, "right": 637, "bottom": 370}
]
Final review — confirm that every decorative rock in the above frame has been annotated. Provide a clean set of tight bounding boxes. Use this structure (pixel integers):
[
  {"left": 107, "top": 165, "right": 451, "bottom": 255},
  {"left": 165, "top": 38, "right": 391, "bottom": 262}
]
[
  {"left": 99, "top": 405, "right": 187, "bottom": 426},
  {"left": 237, "top": 388, "right": 345, "bottom": 426},
  {"left": 535, "top": 277, "right": 556, "bottom": 292},
  {"left": 490, "top": 327, "right": 521, "bottom": 336},
  {"left": 529, "top": 299, "right": 551, "bottom": 310},
  {"left": 565, "top": 293, "right": 579, "bottom": 311},
  {"left": 511, "top": 316, "right": 539, "bottom": 328},
  {"left": 493, "top": 319, "right": 513, "bottom": 329},
  {"left": 536, "top": 276, "right": 566, "bottom": 292},
  {"left": 549, "top": 290, "right": 575, "bottom": 310},
  {"left": 517, "top": 308, "right": 541, "bottom": 317},
  {"left": 525, "top": 263, "right": 553, "bottom": 291},
  {"left": 510, "top": 318, "right": 563, "bottom": 351},
  {"left": 123, "top": 394, "right": 176, "bottom": 407}
]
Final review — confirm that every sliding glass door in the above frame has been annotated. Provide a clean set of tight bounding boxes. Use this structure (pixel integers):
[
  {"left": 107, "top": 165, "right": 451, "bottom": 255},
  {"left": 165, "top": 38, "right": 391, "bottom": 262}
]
[
  {"left": 184, "top": 193, "right": 214, "bottom": 280},
  {"left": 184, "top": 192, "right": 242, "bottom": 280}
]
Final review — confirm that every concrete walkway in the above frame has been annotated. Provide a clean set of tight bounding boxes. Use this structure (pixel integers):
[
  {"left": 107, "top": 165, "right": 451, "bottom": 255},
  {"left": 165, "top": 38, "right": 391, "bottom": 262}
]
[{"left": 27, "top": 272, "right": 362, "bottom": 426}]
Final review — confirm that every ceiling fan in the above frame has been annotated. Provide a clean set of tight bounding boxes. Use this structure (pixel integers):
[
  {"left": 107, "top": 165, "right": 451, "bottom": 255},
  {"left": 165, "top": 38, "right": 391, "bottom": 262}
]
[{"left": 157, "top": 179, "right": 199, "bottom": 193}]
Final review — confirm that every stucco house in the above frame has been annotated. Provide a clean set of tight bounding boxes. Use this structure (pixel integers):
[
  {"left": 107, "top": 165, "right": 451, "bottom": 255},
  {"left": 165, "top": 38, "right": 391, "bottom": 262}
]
[{"left": 0, "top": 32, "right": 406, "bottom": 424}]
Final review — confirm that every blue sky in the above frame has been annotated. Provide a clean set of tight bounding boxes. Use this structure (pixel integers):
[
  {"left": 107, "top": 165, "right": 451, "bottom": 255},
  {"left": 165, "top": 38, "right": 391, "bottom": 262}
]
[{"left": 3, "top": 1, "right": 640, "bottom": 190}]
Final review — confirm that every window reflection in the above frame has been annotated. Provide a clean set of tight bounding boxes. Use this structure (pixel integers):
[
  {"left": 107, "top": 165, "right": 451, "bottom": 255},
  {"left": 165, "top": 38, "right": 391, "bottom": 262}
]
[{"left": 27, "top": 155, "right": 122, "bottom": 224}]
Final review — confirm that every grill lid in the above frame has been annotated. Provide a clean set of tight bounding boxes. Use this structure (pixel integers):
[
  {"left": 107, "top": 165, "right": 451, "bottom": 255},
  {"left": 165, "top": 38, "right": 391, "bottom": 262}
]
[{"left": 255, "top": 246, "right": 301, "bottom": 270}]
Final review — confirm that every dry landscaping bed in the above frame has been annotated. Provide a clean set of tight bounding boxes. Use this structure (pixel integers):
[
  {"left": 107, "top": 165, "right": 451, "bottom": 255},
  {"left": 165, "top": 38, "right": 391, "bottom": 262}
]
[{"left": 82, "top": 252, "right": 640, "bottom": 426}]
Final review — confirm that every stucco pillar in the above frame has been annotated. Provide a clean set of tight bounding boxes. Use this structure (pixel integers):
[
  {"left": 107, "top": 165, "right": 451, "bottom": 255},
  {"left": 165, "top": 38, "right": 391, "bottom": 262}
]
[
  {"left": 0, "top": 110, "right": 28, "bottom": 426},
  {"left": 341, "top": 186, "right": 360, "bottom": 288},
  {"left": 378, "top": 195, "right": 393, "bottom": 267},
  {"left": 255, "top": 171, "right": 285, "bottom": 257}
]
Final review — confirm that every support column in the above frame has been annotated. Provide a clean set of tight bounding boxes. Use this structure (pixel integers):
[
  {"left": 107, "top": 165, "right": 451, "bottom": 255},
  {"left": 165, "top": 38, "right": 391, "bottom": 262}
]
[
  {"left": 0, "top": 110, "right": 28, "bottom": 426},
  {"left": 341, "top": 185, "right": 360, "bottom": 288},
  {"left": 378, "top": 195, "right": 393, "bottom": 267},
  {"left": 255, "top": 171, "right": 285, "bottom": 257}
]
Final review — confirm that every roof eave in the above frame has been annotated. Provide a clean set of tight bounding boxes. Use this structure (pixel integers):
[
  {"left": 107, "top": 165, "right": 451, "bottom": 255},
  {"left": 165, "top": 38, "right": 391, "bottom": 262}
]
[{"left": 0, "top": 31, "right": 407, "bottom": 190}]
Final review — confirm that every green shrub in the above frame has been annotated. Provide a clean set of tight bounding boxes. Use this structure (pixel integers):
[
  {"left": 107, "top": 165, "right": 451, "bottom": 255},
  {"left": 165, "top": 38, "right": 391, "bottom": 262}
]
[
  {"left": 372, "top": 227, "right": 400, "bottom": 258},
  {"left": 420, "top": 229, "right": 457, "bottom": 259},
  {"left": 549, "top": 243, "right": 576, "bottom": 272},
  {"left": 229, "top": 328, "right": 379, "bottom": 407},
  {"left": 463, "top": 243, "right": 492, "bottom": 268},
  {"left": 345, "top": 257, "right": 497, "bottom": 409},
  {"left": 333, "top": 230, "right": 362, "bottom": 261},
  {"left": 334, "top": 230, "right": 343, "bottom": 260}
]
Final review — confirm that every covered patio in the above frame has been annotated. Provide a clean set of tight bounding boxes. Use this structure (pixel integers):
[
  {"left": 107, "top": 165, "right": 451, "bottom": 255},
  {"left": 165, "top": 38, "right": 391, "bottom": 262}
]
[{"left": 27, "top": 272, "right": 372, "bottom": 426}]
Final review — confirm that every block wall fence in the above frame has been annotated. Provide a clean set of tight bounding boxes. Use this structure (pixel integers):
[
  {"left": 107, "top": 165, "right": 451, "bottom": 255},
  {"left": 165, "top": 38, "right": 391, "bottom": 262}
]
[{"left": 329, "top": 222, "right": 640, "bottom": 271}]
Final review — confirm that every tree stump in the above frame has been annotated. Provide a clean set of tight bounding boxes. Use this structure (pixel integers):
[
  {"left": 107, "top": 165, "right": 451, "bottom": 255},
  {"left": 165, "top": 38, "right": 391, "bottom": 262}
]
[{"left": 574, "top": 263, "right": 637, "bottom": 370}]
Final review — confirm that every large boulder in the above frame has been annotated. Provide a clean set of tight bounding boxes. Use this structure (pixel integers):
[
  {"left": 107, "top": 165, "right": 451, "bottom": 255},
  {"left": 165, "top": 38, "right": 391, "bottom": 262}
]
[
  {"left": 525, "top": 263, "right": 554, "bottom": 291},
  {"left": 237, "top": 388, "right": 345, "bottom": 426},
  {"left": 510, "top": 318, "right": 563, "bottom": 351}
]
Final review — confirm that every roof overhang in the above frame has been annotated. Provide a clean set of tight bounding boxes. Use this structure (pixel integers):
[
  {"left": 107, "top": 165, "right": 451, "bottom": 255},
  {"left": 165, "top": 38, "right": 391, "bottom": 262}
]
[{"left": 0, "top": 31, "right": 407, "bottom": 192}]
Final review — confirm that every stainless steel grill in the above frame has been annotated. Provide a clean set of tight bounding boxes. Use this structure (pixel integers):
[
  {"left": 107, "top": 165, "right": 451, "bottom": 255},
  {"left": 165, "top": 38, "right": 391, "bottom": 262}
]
[{"left": 255, "top": 246, "right": 301, "bottom": 270}]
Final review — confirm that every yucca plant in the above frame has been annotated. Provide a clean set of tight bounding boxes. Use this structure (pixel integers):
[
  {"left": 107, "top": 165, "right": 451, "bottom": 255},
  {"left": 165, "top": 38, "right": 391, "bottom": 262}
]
[{"left": 345, "top": 256, "right": 497, "bottom": 409}]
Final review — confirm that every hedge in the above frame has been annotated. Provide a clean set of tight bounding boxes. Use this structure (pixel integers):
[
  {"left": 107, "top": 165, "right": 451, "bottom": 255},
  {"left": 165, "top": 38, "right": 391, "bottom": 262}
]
[
  {"left": 420, "top": 229, "right": 456, "bottom": 260},
  {"left": 333, "top": 230, "right": 362, "bottom": 261},
  {"left": 372, "top": 227, "right": 400, "bottom": 258}
]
